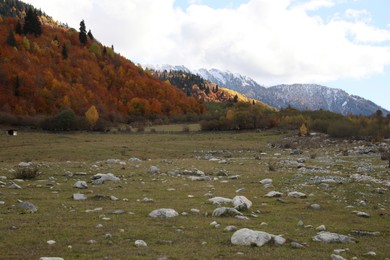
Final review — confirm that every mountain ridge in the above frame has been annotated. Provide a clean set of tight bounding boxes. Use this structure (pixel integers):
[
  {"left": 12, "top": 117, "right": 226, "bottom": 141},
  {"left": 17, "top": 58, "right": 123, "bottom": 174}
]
[{"left": 146, "top": 64, "right": 389, "bottom": 116}]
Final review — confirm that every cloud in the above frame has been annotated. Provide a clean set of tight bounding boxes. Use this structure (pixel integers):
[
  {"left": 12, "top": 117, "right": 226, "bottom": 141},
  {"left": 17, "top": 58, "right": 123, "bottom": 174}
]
[{"left": 25, "top": 0, "right": 390, "bottom": 85}]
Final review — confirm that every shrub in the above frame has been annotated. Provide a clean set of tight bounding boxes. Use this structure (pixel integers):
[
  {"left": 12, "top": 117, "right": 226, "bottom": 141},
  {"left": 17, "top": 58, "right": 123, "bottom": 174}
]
[
  {"left": 182, "top": 125, "right": 190, "bottom": 133},
  {"left": 327, "top": 120, "right": 358, "bottom": 138},
  {"left": 14, "top": 167, "right": 39, "bottom": 180}
]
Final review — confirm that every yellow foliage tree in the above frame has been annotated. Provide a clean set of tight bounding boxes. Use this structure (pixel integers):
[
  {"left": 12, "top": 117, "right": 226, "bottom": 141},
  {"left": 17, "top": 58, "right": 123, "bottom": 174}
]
[
  {"left": 85, "top": 105, "right": 99, "bottom": 129},
  {"left": 299, "top": 123, "right": 308, "bottom": 136},
  {"left": 226, "top": 109, "right": 234, "bottom": 121}
]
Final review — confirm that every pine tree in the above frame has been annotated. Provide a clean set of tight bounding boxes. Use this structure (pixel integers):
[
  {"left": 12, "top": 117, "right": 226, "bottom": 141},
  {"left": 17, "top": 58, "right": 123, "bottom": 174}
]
[
  {"left": 87, "top": 29, "right": 94, "bottom": 40},
  {"left": 62, "top": 44, "right": 68, "bottom": 59},
  {"left": 79, "top": 20, "right": 87, "bottom": 45},
  {"left": 15, "top": 20, "right": 23, "bottom": 35},
  {"left": 23, "top": 8, "right": 42, "bottom": 36},
  {"left": 6, "top": 29, "right": 17, "bottom": 47}
]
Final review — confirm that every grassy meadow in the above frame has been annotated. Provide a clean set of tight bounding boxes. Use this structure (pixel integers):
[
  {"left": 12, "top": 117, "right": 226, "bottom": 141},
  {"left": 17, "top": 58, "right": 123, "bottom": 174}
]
[{"left": 0, "top": 127, "right": 389, "bottom": 259}]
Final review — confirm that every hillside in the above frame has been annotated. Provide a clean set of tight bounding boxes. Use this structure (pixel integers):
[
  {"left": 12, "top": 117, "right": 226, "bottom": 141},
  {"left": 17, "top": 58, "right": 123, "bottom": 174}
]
[
  {"left": 148, "top": 69, "right": 275, "bottom": 110},
  {"left": 0, "top": 2, "right": 204, "bottom": 124}
]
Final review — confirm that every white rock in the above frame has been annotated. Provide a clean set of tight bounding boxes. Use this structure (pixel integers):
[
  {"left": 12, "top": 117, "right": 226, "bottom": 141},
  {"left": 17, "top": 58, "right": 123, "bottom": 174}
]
[
  {"left": 128, "top": 157, "right": 142, "bottom": 162},
  {"left": 135, "top": 240, "right": 147, "bottom": 247},
  {"left": 291, "top": 242, "right": 305, "bottom": 249},
  {"left": 92, "top": 173, "right": 120, "bottom": 185},
  {"left": 9, "top": 183, "right": 22, "bottom": 189},
  {"left": 310, "top": 204, "right": 321, "bottom": 209},
  {"left": 18, "top": 200, "right": 38, "bottom": 213},
  {"left": 313, "top": 232, "right": 355, "bottom": 243},
  {"left": 212, "top": 207, "right": 242, "bottom": 217},
  {"left": 188, "top": 176, "right": 211, "bottom": 181},
  {"left": 231, "top": 228, "right": 272, "bottom": 247},
  {"left": 18, "top": 162, "right": 32, "bottom": 167},
  {"left": 260, "top": 179, "right": 273, "bottom": 185},
  {"left": 40, "top": 258, "right": 64, "bottom": 260},
  {"left": 271, "top": 235, "right": 286, "bottom": 245},
  {"left": 208, "top": 197, "right": 232, "bottom": 205},
  {"left": 148, "top": 166, "right": 160, "bottom": 174},
  {"left": 224, "top": 226, "right": 237, "bottom": 232},
  {"left": 316, "top": 225, "right": 326, "bottom": 231},
  {"left": 331, "top": 254, "right": 346, "bottom": 260},
  {"left": 265, "top": 191, "right": 283, "bottom": 198},
  {"left": 352, "top": 211, "right": 370, "bottom": 218},
  {"left": 364, "top": 251, "right": 376, "bottom": 256},
  {"left": 149, "top": 208, "right": 179, "bottom": 218},
  {"left": 74, "top": 181, "right": 88, "bottom": 189},
  {"left": 73, "top": 193, "right": 88, "bottom": 201},
  {"left": 46, "top": 240, "right": 56, "bottom": 245},
  {"left": 232, "top": 196, "right": 252, "bottom": 211},
  {"left": 288, "top": 191, "right": 307, "bottom": 198},
  {"left": 333, "top": 248, "right": 349, "bottom": 254}
]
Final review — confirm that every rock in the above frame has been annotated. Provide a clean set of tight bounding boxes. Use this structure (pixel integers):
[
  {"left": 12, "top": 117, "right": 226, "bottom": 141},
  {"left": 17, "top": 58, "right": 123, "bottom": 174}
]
[
  {"left": 107, "top": 210, "right": 126, "bottom": 214},
  {"left": 74, "top": 181, "right": 88, "bottom": 189},
  {"left": 212, "top": 207, "right": 243, "bottom": 217},
  {"left": 142, "top": 197, "right": 154, "bottom": 203},
  {"left": 188, "top": 176, "right": 211, "bottom": 181},
  {"left": 333, "top": 248, "right": 349, "bottom": 254},
  {"left": 208, "top": 197, "right": 232, "bottom": 205},
  {"left": 291, "top": 242, "right": 305, "bottom": 249},
  {"left": 92, "top": 173, "right": 120, "bottom": 185},
  {"left": 313, "top": 232, "right": 355, "bottom": 243},
  {"left": 260, "top": 178, "right": 273, "bottom": 185},
  {"left": 224, "top": 226, "right": 237, "bottom": 232},
  {"left": 149, "top": 166, "right": 160, "bottom": 174},
  {"left": 364, "top": 251, "right": 376, "bottom": 256},
  {"left": 228, "top": 175, "right": 240, "bottom": 180},
  {"left": 39, "top": 258, "right": 64, "bottom": 260},
  {"left": 135, "top": 240, "right": 147, "bottom": 247},
  {"left": 271, "top": 235, "right": 286, "bottom": 245},
  {"left": 316, "top": 225, "right": 326, "bottom": 231},
  {"left": 18, "top": 162, "right": 32, "bottom": 167},
  {"left": 105, "top": 233, "right": 113, "bottom": 239},
  {"left": 350, "top": 230, "right": 380, "bottom": 236},
  {"left": 106, "top": 159, "right": 123, "bottom": 164},
  {"left": 265, "top": 191, "right": 283, "bottom": 198},
  {"left": 288, "top": 192, "right": 307, "bottom": 198},
  {"left": 18, "top": 200, "right": 38, "bottom": 213},
  {"left": 73, "top": 193, "right": 88, "bottom": 201},
  {"left": 352, "top": 211, "right": 370, "bottom": 218},
  {"left": 331, "top": 254, "right": 346, "bottom": 260},
  {"left": 231, "top": 228, "right": 272, "bottom": 247},
  {"left": 297, "top": 220, "right": 304, "bottom": 227},
  {"left": 310, "top": 204, "right": 321, "bottom": 210},
  {"left": 232, "top": 196, "right": 252, "bottom": 211},
  {"left": 149, "top": 208, "right": 179, "bottom": 218},
  {"left": 128, "top": 157, "right": 142, "bottom": 162},
  {"left": 9, "top": 183, "right": 22, "bottom": 189},
  {"left": 235, "top": 188, "right": 245, "bottom": 193},
  {"left": 46, "top": 240, "right": 56, "bottom": 245}
]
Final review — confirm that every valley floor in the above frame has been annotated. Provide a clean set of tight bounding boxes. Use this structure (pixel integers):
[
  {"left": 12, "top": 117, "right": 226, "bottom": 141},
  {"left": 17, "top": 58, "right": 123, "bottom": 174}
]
[{"left": 0, "top": 130, "right": 389, "bottom": 259}]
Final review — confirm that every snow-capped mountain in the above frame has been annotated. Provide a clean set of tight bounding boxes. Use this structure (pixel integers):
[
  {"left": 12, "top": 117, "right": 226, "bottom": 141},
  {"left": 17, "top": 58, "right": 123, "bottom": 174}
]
[{"left": 145, "top": 65, "right": 389, "bottom": 116}]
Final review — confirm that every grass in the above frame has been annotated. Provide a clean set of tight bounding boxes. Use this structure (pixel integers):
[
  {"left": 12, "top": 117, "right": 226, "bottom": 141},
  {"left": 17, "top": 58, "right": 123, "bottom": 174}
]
[{"left": 0, "top": 128, "right": 389, "bottom": 259}]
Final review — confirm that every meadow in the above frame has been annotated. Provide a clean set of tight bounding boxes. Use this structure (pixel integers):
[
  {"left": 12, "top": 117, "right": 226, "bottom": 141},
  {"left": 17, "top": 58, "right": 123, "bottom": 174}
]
[{"left": 0, "top": 127, "right": 389, "bottom": 259}]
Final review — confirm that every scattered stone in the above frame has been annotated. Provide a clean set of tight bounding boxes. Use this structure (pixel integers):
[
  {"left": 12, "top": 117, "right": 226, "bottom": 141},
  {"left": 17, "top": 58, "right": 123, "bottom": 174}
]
[
  {"left": 9, "top": 183, "right": 22, "bottom": 189},
  {"left": 288, "top": 192, "right": 307, "bottom": 198},
  {"left": 107, "top": 210, "right": 126, "bottom": 214},
  {"left": 135, "top": 240, "right": 147, "bottom": 247},
  {"left": 149, "top": 208, "right": 179, "bottom": 218},
  {"left": 110, "top": 195, "right": 119, "bottom": 201},
  {"left": 92, "top": 173, "right": 120, "bottom": 185},
  {"left": 364, "top": 251, "right": 376, "bottom": 257},
  {"left": 74, "top": 181, "right": 88, "bottom": 189},
  {"left": 235, "top": 215, "right": 250, "bottom": 220},
  {"left": 291, "top": 242, "right": 305, "bottom": 249},
  {"left": 149, "top": 166, "right": 160, "bottom": 174},
  {"left": 310, "top": 204, "right": 321, "bottom": 210},
  {"left": 142, "top": 197, "right": 154, "bottom": 203},
  {"left": 188, "top": 176, "right": 211, "bottom": 181},
  {"left": 333, "top": 248, "right": 349, "bottom": 254},
  {"left": 128, "top": 157, "right": 142, "bottom": 162},
  {"left": 40, "top": 258, "right": 64, "bottom": 260},
  {"left": 208, "top": 197, "right": 232, "bottom": 205},
  {"left": 46, "top": 240, "right": 56, "bottom": 245},
  {"left": 212, "top": 207, "right": 243, "bottom": 217},
  {"left": 313, "top": 232, "right": 355, "bottom": 243},
  {"left": 231, "top": 228, "right": 272, "bottom": 247},
  {"left": 297, "top": 220, "right": 304, "bottom": 227},
  {"left": 352, "top": 211, "right": 370, "bottom": 218},
  {"left": 73, "top": 193, "right": 88, "bottom": 201},
  {"left": 351, "top": 230, "right": 380, "bottom": 236},
  {"left": 260, "top": 178, "right": 273, "bottom": 185},
  {"left": 271, "top": 235, "right": 286, "bottom": 245},
  {"left": 18, "top": 200, "right": 38, "bottom": 213},
  {"left": 190, "top": 209, "right": 200, "bottom": 213},
  {"left": 224, "top": 226, "right": 237, "bottom": 232},
  {"left": 105, "top": 233, "right": 113, "bottom": 239},
  {"left": 316, "top": 225, "right": 326, "bottom": 231},
  {"left": 87, "top": 240, "right": 96, "bottom": 244},
  {"left": 96, "top": 224, "right": 104, "bottom": 229},
  {"left": 265, "top": 191, "right": 283, "bottom": 198},
  {"left": 331, "top": 254, "right": 346, "bottom": 260},
  {"left": 228, "top": 175, "right": 240, "bottom": 180},
  {"left": 232, "top": 196, "right": 252, "bottom": 211},
  {"left": 106, "top": 159, "right": 124, "bottom": 165},
  {"left": 18, "top": 162, "right": 32, "bottom": 167},
  {"left": 235, "top": 188, "right": 245, "bottom": 193}
]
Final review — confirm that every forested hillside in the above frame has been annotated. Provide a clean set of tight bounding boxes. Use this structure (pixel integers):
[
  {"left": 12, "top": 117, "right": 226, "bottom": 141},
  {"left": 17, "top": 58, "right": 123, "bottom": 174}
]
[{"left": 0, "top": 1, "right": 204, "bottom": 126}]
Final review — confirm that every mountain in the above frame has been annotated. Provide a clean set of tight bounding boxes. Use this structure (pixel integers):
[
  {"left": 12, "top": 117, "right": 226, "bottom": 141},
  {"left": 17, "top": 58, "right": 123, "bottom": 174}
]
[
  {"left": 148, "top": 65, "right": 388, "bottom": 116},
  {"left": 0, "top": 1, "right": 204, "bottom": 122}
]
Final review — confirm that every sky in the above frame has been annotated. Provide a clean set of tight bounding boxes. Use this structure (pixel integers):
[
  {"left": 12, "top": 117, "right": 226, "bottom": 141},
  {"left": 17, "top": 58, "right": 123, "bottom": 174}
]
[{"left": 24, "top": 0, "right": 390, "bottom": 111}]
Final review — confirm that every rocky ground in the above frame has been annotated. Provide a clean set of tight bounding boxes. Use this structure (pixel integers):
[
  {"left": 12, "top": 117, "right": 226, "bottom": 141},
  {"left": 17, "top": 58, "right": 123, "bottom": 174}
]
[{"left": 0, "top": 131, "right": 389, "bottom": 259}]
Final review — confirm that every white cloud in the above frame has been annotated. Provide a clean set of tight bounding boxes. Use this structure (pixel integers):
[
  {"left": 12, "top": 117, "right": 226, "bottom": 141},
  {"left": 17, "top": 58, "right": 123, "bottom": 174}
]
[{"left": 25, "top": 0, "right": 390, "bottom": 85}]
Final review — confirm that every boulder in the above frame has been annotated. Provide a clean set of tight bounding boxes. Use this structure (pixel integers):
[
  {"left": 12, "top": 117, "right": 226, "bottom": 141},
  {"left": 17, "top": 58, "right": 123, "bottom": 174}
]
[
  {"left": 231, "top": 228, "right": 272, "bottom": 247},
  {"left": 18, "top": 200, "right": 38, "bottom": 213},
  {"left": 313, "top": 232, "right": 355, "bottom": 243},
  {"left": 212, "top": 207, "right": 243, "bottom": 217},
  {"left": 287, "top": 191, "right": 307, "bottom": 198},
  {"left": 74, "top": 181, "right": 88, "bottom": 189},
  {"left": 232, "top": 196, "right": 252, "bottom": 211},
  {"left": 92, "top": 173, "right": 120, "bottom": 185},
  {"left": 208, "top": 197, "right": 232, "bottom": 205},
  {"left": 265, "top": 191, "right": 283, "bottom": 198},
  {"left": 149, "top": 208, "right": 179, "bottom": 218}
]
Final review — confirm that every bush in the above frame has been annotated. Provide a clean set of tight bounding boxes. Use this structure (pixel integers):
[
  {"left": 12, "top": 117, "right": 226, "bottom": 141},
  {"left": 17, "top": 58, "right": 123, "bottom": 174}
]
[
  {"left": 41, "top": 109, "right": 86, "bottom": 130},
  {"left": 14, "top": 167, "right": 39, "bottom": 180},
  {"left": 327, "top": 120, "right": 358, "bottom": 138}
]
